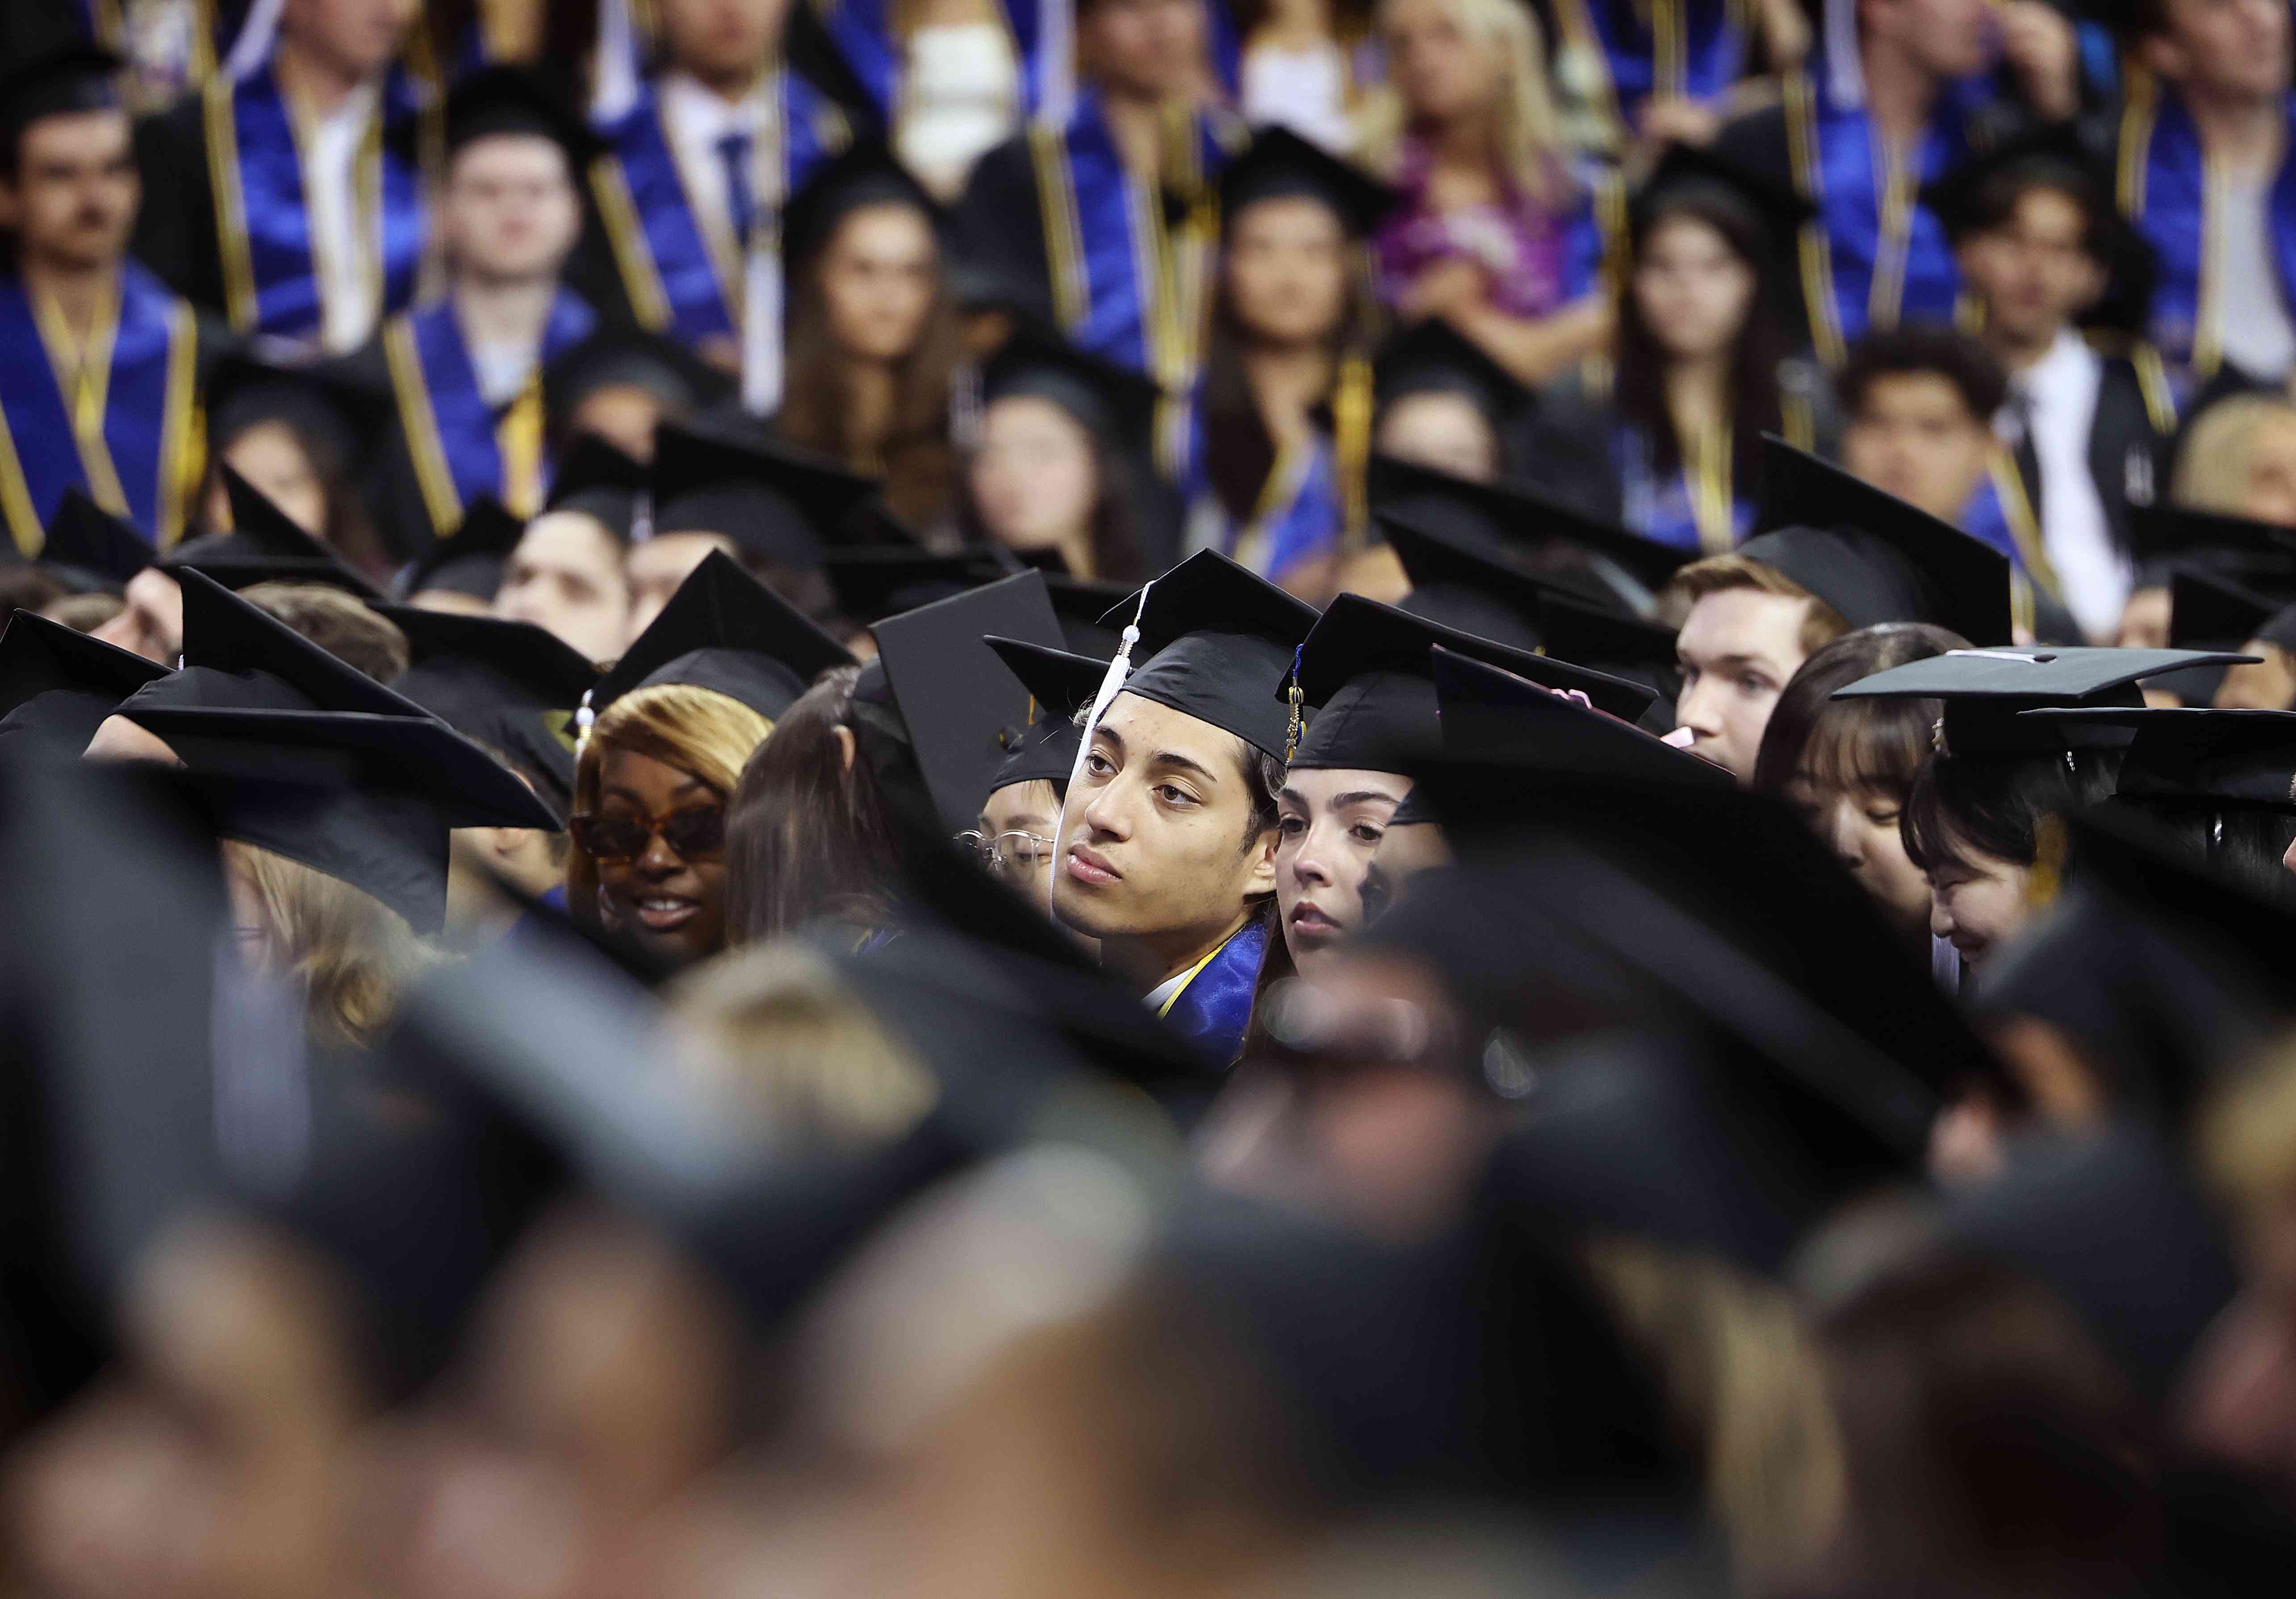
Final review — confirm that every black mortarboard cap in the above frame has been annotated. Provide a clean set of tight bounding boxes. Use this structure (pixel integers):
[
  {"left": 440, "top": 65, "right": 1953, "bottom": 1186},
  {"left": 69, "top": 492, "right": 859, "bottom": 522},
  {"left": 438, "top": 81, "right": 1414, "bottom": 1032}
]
[
  {"left": 782, "top": 134, "right": 940, "bottom": 269},
  {"left": 1748, "top": 437, "right": 2013, "bottom": 645},
  {"left": 163, "top": 466, "right": 383, "bottom": 599},
  {"left": 1946, "top": 1127, "right": 2238, "bottom": 1406},
  {"left": 397, "top": 497, "right": 526, "bottom": 603},
  {"left": 199, "top": 354, "right": 381, "bottom": 480},
  {"left": 1381, "top": 511, "right": 1559, "bottom": 650},
  {"left": 0, "top": 609, "right": 169, "bottom": 755},
  {"left": 824, "top": 545, "right": 1016, "bottom": 626},
  {"left": 543, "top": 326, "right": 731, "bottom": 443},
  {"left": 1045, "top": 571, "right": 1137, "bottom": 656},
  {"left": 586, "top": 548, "right": 855, "bottom": 725},
  {"left": 650, "top": 422, "right": 878, "bottom": 568},
  {"left": 1918, "top": 120, "right": 2110, "bottom": 244},
  {"left": 1834, "top": 646, "right": 2259, "bottom": 755},
  {"left": 1217, "top": 125, "right": 1398, "bottom": 237},
  {"left": 1425, "top": 645, "right": 1723, "bottom": 792},
  {"left": 2170, "top": 567, "right": 2276, "bottom": 649},
  {"left": 2128, "top": 503, "right": 2296, "bottom": 593},
  {"left": 0, "top": 44, "right": 121, "bottom": 153},
  {"left": 2023, "top": 706, "right": 2296, "bottom": 810},
  {"left": 1100, "top": 551, "right": 1321, "bottom": 762},
  {"left": 125, "top": 706, "right": 561, "bottom": 931},
  {"left": 542, "top": 432, "right": 647, "bottom": 542},
  {"left": 1288, "top": 593, "right": 1653, "bottom": 772},
  {"left": 119, "top": 566, "right": 430, "bottom": 718},
  {"left": 376, "top": 604, "right": 596, "bottom": 817},
  {"left": 1372, "top": 317, "right": 1534, "bottom": 433},
  {"left": 981, "top": 322, "right": 1162, "bottom": 459},
  {"left": 869, "top": 570, "right": 1067, "bottom": 830},
  {"left": 37, "top": 489, "right": 151, "bottom": 590},
  {"left": 983, "top": 633, "right": 1107, "bottom": 795},
  {"left": 1535, "top": 590, "right": 1684, "bottom": 727},
  {"left": 1370, "top": 454, "right": 1691, "bottom": 608},
  {"left": 439, "top": 64, "right": 599, "bottom": 165},
  {"left": 1632, "top": 140, "right": 1813, "bottom": 244}
]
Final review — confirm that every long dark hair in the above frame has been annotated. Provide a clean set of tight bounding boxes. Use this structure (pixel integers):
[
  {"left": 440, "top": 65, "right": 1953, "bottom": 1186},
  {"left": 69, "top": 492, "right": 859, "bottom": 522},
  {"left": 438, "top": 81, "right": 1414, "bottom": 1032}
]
[
  {"left": 776, "top": 204, "right": 966, "bottom": 532},
  {"left": 1752, "top": 624, "right": 1968, "bottom": 797},
  {"left": 724, "top": 665, "right": 907, "bottom": 944},
  {"left": 954, "top": 416, "right": 1150, "bottom": 584},
  {"left": 1197, "top": 212, "right": 1381, "bottom": 525},
  {"left": 1614, "top": 187, "right": 1786, "bottom": 492}
]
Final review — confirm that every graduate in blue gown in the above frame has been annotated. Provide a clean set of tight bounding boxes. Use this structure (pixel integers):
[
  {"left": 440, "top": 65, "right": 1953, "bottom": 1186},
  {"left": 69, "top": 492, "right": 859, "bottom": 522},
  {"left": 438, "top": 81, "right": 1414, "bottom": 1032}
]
[
  {"left": 130, "top": 0, "right": 428, "bottom": 358},
  {"left": 954, "top": 0, "right": 1242, "bottom": 427},
  {"left": 1181, "top": 128, "right": 1396, "bottom": 592},
  {"left": 1048, "top": 551, "right": 1317, "bottom": 1067},
  {"left": 0, "top": 46, "right": 208, "bottom": 559},
  {"left": 347, "top": 69, "right": 603, "bottom": 556}
]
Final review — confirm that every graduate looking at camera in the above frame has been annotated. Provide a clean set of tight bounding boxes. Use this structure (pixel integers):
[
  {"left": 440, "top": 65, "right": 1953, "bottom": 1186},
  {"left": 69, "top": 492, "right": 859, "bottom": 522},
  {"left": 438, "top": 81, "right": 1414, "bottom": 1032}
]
[{"left": 1051, "top": 551, "right": 1317, "bottom": 1066}]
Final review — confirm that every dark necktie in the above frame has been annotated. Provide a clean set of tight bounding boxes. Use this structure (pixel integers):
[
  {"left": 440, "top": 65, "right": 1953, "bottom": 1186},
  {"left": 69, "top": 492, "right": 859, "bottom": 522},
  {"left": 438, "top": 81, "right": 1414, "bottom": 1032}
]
[
  {"left": 2007, "top": 385, "right": 2042, "bottom": 522},
  {"left": 716, "top": 128, "right": 755, "bottom": 249}
]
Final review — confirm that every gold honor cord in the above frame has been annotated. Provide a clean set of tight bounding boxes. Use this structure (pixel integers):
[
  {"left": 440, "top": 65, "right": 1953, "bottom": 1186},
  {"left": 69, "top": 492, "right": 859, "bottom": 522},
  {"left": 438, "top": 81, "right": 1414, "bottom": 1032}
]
[
  {"left": 1688, "top": 422, "right": 1735, "bottom": 554},
  {"left": 498, "top": 371, "right": 549, "bottom": 518},
  {"left": 1333, "top": 351, "right": 1374, "bottom": 549},
  {"left": 1029, "top": 121, "right": 1090, "bottom": 332},
  {"left": 590, "top": 157, "right": 674, "bottom": 331},
  {"left": 28, "top": 282, "right": 134, "bottom": 518},
  {"left": 157, "top": 305, "right": 200, "bottom": 549},
  {"left": 1782, "top": 72, "right": 1845, "bottom": 367},
  {"left": 204, "top": 78, "right": 259, "bottom": 334},
  {"left": 1988, "top": 446, "right": 2060, "bottom": 602},
  {"left": 0, "top": 403, "right": 41, "bottom": 557},
  {"left": 1867, "top": 138, "right": 1915, "bottom": 334},
  {"left": 384, "top": 317, "right": 467, "bottom": 535}
]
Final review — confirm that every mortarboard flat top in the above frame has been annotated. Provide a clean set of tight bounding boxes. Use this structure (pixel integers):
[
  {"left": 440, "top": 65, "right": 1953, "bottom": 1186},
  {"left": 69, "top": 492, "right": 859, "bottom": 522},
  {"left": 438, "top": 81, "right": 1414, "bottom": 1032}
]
[
  {"left": 377, "top": 604, "right": 598, "bottom": 811},
  {"left": 398, "top": 497, "right": 526, "bottom": 603},
  {"left": 587, "top": 548, "right": 855, "bottom": 725},
  {"left": 980, "top": 323, "right": 1162, "bottom": 460},
  {"left": 1098, "top": 551, "right": 1322, "bottom": 762},
  {"left": 868, "top": 571, "right": 1067, "bottom": 830},
  {"left": 1216, "top": 125, "right": 1399, "bottom": 238},
  {"left": 1917, "top": 120, "right": 2109, "bottom": 243},
  {"left": 2170, "top": 567, "right": 2276, "bottom": 649},
  {"left": 0, "top": 45, "right": 122, "bottom": 147},
  {"left": 1370, "top": 454, "right": 1692, "bottom": 599},
  {"left": 1288, "top": 593, "right": 1654, "bottom": 772},
  {"left": 2020, "top": 706, "right": 2296, "bottom": 810},
  {"left": 120, "top": 567, "right": 430, "bottom": 721},
  {"left": 1380, "top": 510, "right": 1565, "bottom": 650},
  {"left": 1631, "top": 141, "right": 1813, "bottom": 244},
  {"left": 543, "top": 326, "right": 731, "bottom": 435},
  {"left": 824, "top": 546, "right": 1015, "bottom": 626},
  {"left": 1835, "top": 645, "right": 2261, "bottom": 754},
  {"left": 2129, "top": 502, "right": 2296, "bottom": 572},
  {"left": 439, "top": 64, "right": 599, "bottom": 165},
  {"left": 981, "top": 634, "right": 1108, "bottom": 797},
  {"left": 542, "top": 433, "right": 647, "bottom": 542},
  {"left": 1372, "top": 317, "right": 1534, "bottom": 430},
  {"left": 37, "top": 490, "right": 152, "bottom": 589},
  {"left": 0, "top": 609, "right": 170, "bottom": 754},
  {"left": 1428, "top": 645, "right": 1731, "bottom": 793},
  {"left": 124, "top": 706, "right": 560, "bottom": 931},
  {"left": 782, "top": 135, "right": 940, "bottom": 268},
  {"left": 649, "top": 423, "right": 879, "bottom": 568},
  {"left": 1749, "top": 437, "right": 2012, "bottom": 645},
  {"left": 200, "top": 355, "right": 382, "bottom": 476},
  {"left": 1535, "top": 590, "right": 1681, "bottom": 676},
  {"left": 163, "top": 466, "right": 384, "bottom": 600}
]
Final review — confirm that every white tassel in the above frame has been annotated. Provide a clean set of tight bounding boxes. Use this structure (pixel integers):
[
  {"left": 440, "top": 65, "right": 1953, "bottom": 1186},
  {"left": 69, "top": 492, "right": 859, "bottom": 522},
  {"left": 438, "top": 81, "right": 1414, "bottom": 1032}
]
[{"left": 1050, "top": 580, "right": 1152, "bottom": 883}]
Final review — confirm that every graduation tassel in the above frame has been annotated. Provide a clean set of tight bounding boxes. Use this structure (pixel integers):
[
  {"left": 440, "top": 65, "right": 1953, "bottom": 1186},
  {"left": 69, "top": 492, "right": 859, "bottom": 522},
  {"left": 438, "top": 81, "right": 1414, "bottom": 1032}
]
[
  {"left": 1050, "top": 579, "right": 1153, "bottom": 883},
  {"left": 574, "top": 687, "right": 598, "bottom": 756}
]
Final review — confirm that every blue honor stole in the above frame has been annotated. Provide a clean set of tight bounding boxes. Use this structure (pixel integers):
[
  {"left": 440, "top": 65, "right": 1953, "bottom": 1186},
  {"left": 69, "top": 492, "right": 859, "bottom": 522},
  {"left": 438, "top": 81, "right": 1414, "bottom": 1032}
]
[
  {"left": 200, "top": 63, "right": 429, "bottom": 346},
  {"left": 2120, "top": 72, "right": 2296, "bottom": 380},
  {"left": 1960, "top": 449, "right": 2057, "bottom": 628},
  {"left": 383, "top": 289, "right": 599, "bottom": 535},
  {"left": 1154, "top": 915, "right": 1272, "bottom": 1069},
  {"left": 0, "top": 265, "right": 200, "bottom": 556},
  {"left": 1614, "top": 421, "right": 1748, "bottom": 553},
  {"left": 1182, "top": 355, "right": 1371, "bottom": 580},
  {"left": 1782, "top": 71, "right": 1977, "bottom": 365},
  {"left": 1028, "top": 91, "right": 1238, "bottom": 463},
  {"left": 823, "top": 0, "right": 1048, "bottom": 116},
  {"left": 1551, "top": 0, "right": 1750, "bottom": 142},
  {"left": 589, "top": 76, "right": 849, "bottom": 344}
]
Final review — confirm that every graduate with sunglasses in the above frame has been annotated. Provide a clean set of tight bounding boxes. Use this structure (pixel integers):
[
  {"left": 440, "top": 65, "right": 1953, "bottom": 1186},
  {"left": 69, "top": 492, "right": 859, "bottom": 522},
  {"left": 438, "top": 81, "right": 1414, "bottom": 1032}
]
[{"left": 567, "top": 548, "right": 855, "bottom": 967}]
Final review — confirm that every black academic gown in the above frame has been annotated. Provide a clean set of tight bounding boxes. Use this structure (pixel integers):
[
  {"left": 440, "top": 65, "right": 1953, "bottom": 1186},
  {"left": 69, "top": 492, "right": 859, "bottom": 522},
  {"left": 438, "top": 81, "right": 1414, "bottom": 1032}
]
[{"left": 2003, "top": 351, "right": 2173, "bottom": 561}]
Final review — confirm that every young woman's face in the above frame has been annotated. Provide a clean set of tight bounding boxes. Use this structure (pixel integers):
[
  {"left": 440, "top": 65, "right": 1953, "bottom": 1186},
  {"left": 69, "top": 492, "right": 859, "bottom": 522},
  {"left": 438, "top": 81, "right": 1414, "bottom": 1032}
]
[
  {"left": 1374, "top": 391, "right": 1499, "bottom": 481},
  {"left": 1632, "top": 213, "right": 1757, "bottom": 364},
  {"left": 1789, "top": 775, "right": 1932, "bottom": 943},
  {"left": 588, "top": 746, "right": 730, "bottom": 964},
  {"left": 979, "top": 778, "right": 1063, "bottom": 923},
  {"left": 494, "top": 512, "right": 631, "bottom": 664},
  {"left": 970, "top": 396, "right": 1099, "bottom": 554},
  {"left": 1224, "top": 196, "right": 1349, "bottom": 349},
  {"left": 213, "top": 421, "right": 328, "bottom": 536},
  {"left": 1382, "top": 0, "right": 1500, "bottom": 125},
  {"left": 818, "top": 201, "right": 938, "bottom": 364},
  {"left": 1927, "top": 851, "right": 2033, "bottom": 971},
  {"left": 1275, "top": 767, "right": 1409, "bottom": 977}
]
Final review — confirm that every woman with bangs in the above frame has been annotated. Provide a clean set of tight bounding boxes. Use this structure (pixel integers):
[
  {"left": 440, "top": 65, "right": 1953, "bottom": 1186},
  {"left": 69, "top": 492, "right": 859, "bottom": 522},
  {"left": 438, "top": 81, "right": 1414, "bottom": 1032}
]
[{"left": 1754, "top": 625, "right": 1965, "bottom": 957}]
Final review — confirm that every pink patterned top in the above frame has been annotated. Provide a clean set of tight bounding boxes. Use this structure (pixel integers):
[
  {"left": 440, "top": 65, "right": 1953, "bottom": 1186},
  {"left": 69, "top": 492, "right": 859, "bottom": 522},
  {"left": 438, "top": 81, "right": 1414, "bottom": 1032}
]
[{"left": 1373, "top": 137, "right": 1576, "bottom": 320}]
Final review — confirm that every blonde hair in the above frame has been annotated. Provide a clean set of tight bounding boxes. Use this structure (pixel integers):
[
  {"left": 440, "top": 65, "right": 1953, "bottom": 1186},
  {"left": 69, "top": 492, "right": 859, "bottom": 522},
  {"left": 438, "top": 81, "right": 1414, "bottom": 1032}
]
[
  {"left": 663, "top": 939, "right": 938, "bottom": 1148},
  {"left": 2171, "top": 394, "right": 2296, "bottom": 515},
  {"left": 224, "top": 839, "right": 437, "bottom": 1051},
  {"left": 567, "top": 682, "right": 775, "bottom": 925},
  {"left": 1355, "top": 0, "right": 1566, "bottom": 207},
  {"left": 1669, "top": 551, "right": 1854, "bottom": 655}
]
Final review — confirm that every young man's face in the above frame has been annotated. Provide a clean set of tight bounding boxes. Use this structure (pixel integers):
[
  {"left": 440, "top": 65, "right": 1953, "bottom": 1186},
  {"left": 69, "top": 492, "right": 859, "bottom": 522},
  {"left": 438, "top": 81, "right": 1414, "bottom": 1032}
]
[
  {"left": 441, "top": 134, "right": 581, "bottom": 286},
  {"left": 1079, "top": 0, "right": 1210, "bottom": 102},
  {"left": 282, "top": 0, "right": 419, "bottom": 80},
  {"left": 1673, "top": 586, "right": 1815, "bottom": 782},
  {"left": 1053, "top": 692, "right": 1278, "bottom": 953},
  {"left": 494, "top": 511, "right": 631, "bottom": 664},
  {"left": 1843, "top": 372, "right": 1995, "bottom": 525},
  {"left": 1956, "top": 187, "right": 2104, "bottom": 354},
  {"left": 3, "top": 111, "right": 138, "bottom": 272},
  {"left": 1861, "top": 0, "right": 1992, "bottom": 81},
  {"left": 2150, "top": 0, "right": 2291, "bottom": 101},
  {"left": 660, "top": 0, "right": 795, "bottom": 88}
]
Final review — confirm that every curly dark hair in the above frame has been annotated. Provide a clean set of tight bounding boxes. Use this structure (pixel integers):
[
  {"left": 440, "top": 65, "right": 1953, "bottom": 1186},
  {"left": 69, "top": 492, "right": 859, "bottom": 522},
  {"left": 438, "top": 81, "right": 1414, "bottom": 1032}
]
[{"left": 1836, "top": 327, "right": 2008, "bottom": 430}]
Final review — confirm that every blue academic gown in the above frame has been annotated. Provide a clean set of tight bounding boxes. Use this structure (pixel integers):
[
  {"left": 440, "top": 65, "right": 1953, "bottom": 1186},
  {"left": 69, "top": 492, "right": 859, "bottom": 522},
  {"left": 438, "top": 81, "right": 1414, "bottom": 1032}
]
[
  {"left": 1554, "top": 0, "right": 1751, "bottom": 137},
  {"left": 196, "top": 61, "right": 428, "bottom": 347},
  {"left": 2120, "top": 78, "right": 2296, "bottom": 383},
  {"left": 0, "top": 263, "right": 200, "bottom": 555},
  {"left": 1179, "top": 403, "right": 1351, "bottom": 582},
  {"left": 1611, "top": 424, "right": 1755, "bottom": 553},
  {"left": 589, "top": 77, "right": 849, "bottom": 347},
  {"left": 380, "top": 289, "right": 599, "bottom": 535},
  {"left": 1154, "top": 917, "right": 1271, "bottom": 1069}
]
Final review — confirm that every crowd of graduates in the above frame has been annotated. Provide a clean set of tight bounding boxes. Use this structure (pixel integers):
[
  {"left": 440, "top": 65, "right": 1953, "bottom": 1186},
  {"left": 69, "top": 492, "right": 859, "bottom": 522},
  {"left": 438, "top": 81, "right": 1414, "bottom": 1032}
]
[{"left": 17, "top": 0, "right": 2296, "bottom": 1596}]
